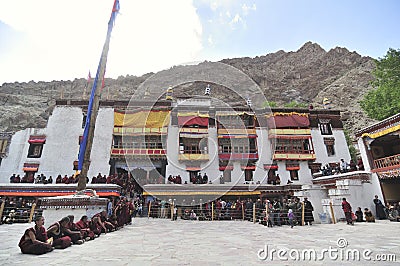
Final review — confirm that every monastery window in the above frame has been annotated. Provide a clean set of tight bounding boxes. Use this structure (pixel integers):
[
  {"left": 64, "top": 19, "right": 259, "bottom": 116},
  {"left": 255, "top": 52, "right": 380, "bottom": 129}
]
[
  {"left": 324, "top": 137, "right": 335, "bottom": 156},
  {"left": 319, "top": 119, "right": 332, "bottom": 135},
  {"left": 223, "top": 170, "right": 232, "bottom": 183},
  {"left": 244, "top": 170, "right": 253, "bottom": 182},
  {"left": 289, "top": 170, "right": 299, "bottom": 181},
  {"left": 27, "top": 144, "right": 43, "bottom": 158},
  {"left": 82, "top": 113, "right": 87, "bottom": 129}
]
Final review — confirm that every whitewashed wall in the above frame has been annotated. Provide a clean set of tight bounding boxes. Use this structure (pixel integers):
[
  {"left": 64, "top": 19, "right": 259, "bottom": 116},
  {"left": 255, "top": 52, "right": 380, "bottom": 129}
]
[
  {"left": 88, "top": 108, "right": 114, "bottom": 178},
  {"left": 0, "top": 129, "right": 33, "bottom": 182},
  {"left": 40, "top": 106, "right": 83, "bottom": 178},
  {"left": 311, "top": 128, "right": 351, "bottom": 166}
]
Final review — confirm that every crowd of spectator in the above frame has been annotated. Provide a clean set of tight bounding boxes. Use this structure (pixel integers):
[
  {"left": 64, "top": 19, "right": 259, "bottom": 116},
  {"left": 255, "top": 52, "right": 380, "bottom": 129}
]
[{"left": 320, "top": 158, "right": 365, "bottom": 176}]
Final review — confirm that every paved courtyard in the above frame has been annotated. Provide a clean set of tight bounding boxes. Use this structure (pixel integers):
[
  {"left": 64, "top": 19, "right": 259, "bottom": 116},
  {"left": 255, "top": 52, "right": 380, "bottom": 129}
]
[{"left": 0, "top": 218, "right": 399, "bottom": 265}]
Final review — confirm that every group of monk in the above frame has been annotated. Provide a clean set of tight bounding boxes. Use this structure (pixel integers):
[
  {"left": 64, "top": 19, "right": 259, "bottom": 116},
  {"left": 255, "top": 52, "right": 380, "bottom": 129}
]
[{"left": 19, "top": 199, "right": 133, "bottom": 255}]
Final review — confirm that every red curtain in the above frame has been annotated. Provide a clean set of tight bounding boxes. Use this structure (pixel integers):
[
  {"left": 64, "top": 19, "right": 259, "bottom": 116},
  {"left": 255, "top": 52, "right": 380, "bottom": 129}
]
[
  {"left": 178, "top": 116, "right": 208, "bottom": 127},
  {"left": 267, "top": 114, "right": 310, "bottom": 128}
]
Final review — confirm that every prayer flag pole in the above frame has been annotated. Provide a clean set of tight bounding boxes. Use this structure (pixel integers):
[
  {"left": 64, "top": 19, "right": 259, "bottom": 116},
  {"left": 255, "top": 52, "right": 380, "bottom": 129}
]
[{"left": 77, "top": 0, "right": 120, "bottom": 192}]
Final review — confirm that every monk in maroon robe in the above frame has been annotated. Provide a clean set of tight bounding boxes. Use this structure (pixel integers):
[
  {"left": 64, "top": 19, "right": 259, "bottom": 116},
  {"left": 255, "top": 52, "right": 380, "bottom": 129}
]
[
  {"left": 19, "top": 216, "right": 53, "bottom": 255},
  {"left": 64, "top": 215, "right": 84, "bottom": 244},
  {"left": 89, "top": 216, "right": 102, "bottom": 236},
  {"left": 75, "top": 215, "right": 95, "bottom": 240},
  {"left": 47, "top": 217, "right": 72, "bottom": 249}
]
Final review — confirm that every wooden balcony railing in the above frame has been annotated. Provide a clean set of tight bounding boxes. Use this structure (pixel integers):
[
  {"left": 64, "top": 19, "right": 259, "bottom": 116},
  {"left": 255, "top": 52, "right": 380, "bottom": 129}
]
[
  {"left": 373, "top": 154, "right": 400, "bottom": 172},
  {"left": 273, "top": 153, "right": 316, "bottom": 160},
  {"left": 178, "top": 153, "right": 209, "bottom": 161},
  {"left": 111, "top": 148, "right": 166, "bottom": 156}
]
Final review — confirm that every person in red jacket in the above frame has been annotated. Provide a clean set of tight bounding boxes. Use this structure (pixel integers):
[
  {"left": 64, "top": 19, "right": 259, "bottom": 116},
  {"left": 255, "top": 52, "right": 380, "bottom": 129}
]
[{"left": 342, "top": 198, "right": 354, "bottom": 225}]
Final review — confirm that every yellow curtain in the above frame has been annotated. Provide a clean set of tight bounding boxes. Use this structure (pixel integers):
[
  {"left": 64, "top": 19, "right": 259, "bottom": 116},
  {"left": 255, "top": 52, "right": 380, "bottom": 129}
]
[
  {"left": 114, "top": 110, "right": 170, "bottom": 127},
  {"left": 178, "top": 112, "right": 209, "bottom": 118}
]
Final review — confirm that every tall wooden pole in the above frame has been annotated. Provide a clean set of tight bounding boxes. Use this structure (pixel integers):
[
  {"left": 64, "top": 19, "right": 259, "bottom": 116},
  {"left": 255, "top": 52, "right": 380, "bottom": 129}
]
[{"left": 77, "top": 0, "right": 119, "bottom": 192}]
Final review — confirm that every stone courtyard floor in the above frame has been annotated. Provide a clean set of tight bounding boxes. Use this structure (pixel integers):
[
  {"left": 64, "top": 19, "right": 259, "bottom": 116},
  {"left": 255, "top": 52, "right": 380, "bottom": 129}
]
[{"left": 0, "top": 218, "right": 399, "bottom": 266}]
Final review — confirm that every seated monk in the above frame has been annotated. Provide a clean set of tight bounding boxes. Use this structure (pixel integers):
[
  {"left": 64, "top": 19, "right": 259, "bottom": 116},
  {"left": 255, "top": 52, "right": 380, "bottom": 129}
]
[
  {"left": 75, "top": 215, "right": 95, "bottom": 241},
  {"left": 64, "top": 215, "right": 84, "bottom": 244},
  {"left": 94, "top": 211, "right": 115, "bottom": 233},
  {"left": 364, "top": 208, "right": 375, "bottom": 222},
  {"left": 19, "top": 216, "right": 53, "bottom": 255},
  {"left": 89, "top": 216, "right": 102, "bottom": 237},
  {"left": 47, "top": 217, "right": 72, "bottom": 249}
]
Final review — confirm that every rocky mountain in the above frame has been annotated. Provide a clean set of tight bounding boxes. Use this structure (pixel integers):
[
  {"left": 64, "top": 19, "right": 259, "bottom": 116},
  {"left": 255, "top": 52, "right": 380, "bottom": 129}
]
[{"left": 0, "top": 42, "right": 378, "bottom": 138}]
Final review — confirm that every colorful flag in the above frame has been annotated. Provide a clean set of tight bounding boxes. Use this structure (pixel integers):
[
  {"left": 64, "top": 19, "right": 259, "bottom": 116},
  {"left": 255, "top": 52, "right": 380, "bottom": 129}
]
[{"left": 78, "top": 0, "right": 120, "bottom": 172}]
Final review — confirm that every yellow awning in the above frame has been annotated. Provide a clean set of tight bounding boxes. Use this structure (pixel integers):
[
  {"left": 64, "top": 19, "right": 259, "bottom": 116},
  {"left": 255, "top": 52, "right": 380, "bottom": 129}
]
[
  {"left": 178, "top": 112, "right": 209, "bottom": 118},
  {"left": 114, "top": 110, "right": 170, "bottom": 128},
  {"left": 362, "top": 124, "right": 400, "bottom": 139}
]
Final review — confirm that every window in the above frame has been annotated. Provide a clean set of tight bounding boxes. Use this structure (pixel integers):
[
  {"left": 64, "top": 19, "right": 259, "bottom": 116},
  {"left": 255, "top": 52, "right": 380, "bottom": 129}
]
[
  {"left": 245, "top": 170, "right": 253, "bottom": 182},
  {"left": 319, "top": 120, "right": 332, "bottom": 135},
  {"left": 267, "top": 169, "right": 277, "bottom": 184},
  {"left": 326, "top": 144, "right": 335, "bottom": 156},
  {"left": 223, "top": 170, "right": 232, "bottom": 183},
  {"left": 324, "top": 137, "right": 335, "bottom": 156},
  {"left": 82, "top": 113, "right": 87, "bottom": 129},
  {"left": 289, "top": 170, "right": 299, "bottom": 181},
  {"left": 27, "top": 144, "right": 43, "bottom": 158}
]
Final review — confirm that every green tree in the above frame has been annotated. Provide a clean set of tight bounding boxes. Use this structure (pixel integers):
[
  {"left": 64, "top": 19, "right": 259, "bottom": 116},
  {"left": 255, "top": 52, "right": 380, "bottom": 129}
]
[{"left": 360, "top": 48, "right": 400, "bottom": 120}]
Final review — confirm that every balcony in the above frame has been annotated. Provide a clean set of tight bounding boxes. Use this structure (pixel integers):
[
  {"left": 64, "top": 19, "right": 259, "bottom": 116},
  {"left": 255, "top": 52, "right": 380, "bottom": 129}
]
[
  {"left": 372, "top": 154, "right": 400, "bottom": 172},
  {"left": 178, "top": 153, "right": 209, "bottom": 161},
  {"left": 217, "top": 128, "right": 257, "bottom": 136},
  {"left": 273, "top": 153, "right": 316, "bottom": 160},
  {"left": 218, "top": 153, "right": 258, "bottom": 160},
  {"left": 111, "top": 148, "right": 166, "bottom": 157},
  {"left": 113, "top": 127, "right": 167, "bottom": 136},
  {"left": 269, "top": 128, "right": 311, "bottom": 136}
]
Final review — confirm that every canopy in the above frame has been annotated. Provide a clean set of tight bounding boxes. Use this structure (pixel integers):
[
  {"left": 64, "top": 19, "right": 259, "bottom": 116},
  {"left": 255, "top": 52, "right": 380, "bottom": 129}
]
[
  {"left": 114, "top": 110, "right": 170, "bottom": 128},
  {"left": 178, "top": 116, "right": 209, "bottom": 127},
  {"left": 267, "top": 112, "right": 310, "bottom": 128}
]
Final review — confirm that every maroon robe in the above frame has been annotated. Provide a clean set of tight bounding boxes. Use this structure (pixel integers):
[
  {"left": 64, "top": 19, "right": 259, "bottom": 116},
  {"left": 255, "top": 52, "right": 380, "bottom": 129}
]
[
  {"left": 65, "top": 221, "right": 83, "bottom": 243},
  {"left": 19, "top": 226, "right": 53, "bottom": 255},
  {"left": 76, "top": 220, "right": 95, "bottom": 240},
  {"left": 47, "top": 222, "right": 72, "bottom": 249}
]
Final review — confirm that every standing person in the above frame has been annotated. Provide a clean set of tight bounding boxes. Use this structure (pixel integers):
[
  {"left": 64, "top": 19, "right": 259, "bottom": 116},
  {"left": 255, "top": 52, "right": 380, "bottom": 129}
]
[
  {"left": 341, "top": 198, "right": 353, "bottom": 225},
  {"left": 303, "top": 198, "right": 314, "bottom": 225},
  {"left": 373, "top": 195, "right": 387, "bottom": 219},
  {"left": 160, "top": 199, "right": 167, "bottom": 218},
  {"left": 288, "top": 209, "right": 295, "bottom": 228},
  {"left": 18, "top": 216, "right": 53, "bottom": 255}
]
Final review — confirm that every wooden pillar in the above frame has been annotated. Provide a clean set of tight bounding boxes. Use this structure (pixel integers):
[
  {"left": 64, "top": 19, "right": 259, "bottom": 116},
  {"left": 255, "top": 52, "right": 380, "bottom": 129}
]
[
  {"left": 301, "top": 201, "right": 305, "bottom": 226},
  {"left": 329, "top": 201, "right": 336, "bottom": 224},
  {"left": 211, "top": 202, "right": 214, "bottom": 221},
  {"left": 0, "top": 201, "right": 5, "bottom": 223},
  {"left": 28, "top": 203, "right": 36, "bottom": 223},
  {"left": 253, "top": 203, "right": 256, "bottom": 223},
  {"left": 242, "top": 203, "right": 245, "bottom": 220},
  {"left": 148, "top": 201, "right": 152, "bottom": 219}
]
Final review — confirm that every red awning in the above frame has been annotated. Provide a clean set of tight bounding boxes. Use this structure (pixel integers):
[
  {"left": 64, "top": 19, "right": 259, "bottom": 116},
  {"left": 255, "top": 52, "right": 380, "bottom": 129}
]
[
  {"left": 28, "top": 139, "right": 46, "bottom": 144},
  {"left": 219, "top": 165, "right": 234, "bottom": 171},
  {"left": 186, "top": 166, "right": 201, "bottom": 171},
  {"left": 241, "top": 166, "right": 256, "bottom": 170},
  {"left": 264, "top": 164, "right": 278, "bottom": 170},
  {"left": 286, "top": 166, "right": 300, "bottom": 171},
  {"left": 178, "top": 116, "right": 208, "bottom": 127},
  {"left": 267, "top": 114, "right": 310, "bottom": 128},
  {"left": 23, "top": 167, "right": 38, "bottom": 172}
]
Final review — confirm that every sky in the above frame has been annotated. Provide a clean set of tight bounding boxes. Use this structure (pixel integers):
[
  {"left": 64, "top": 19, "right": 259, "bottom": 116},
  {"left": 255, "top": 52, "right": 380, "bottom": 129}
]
[{"left": 0, "top": 0, "right": 399, "bottom": 85}]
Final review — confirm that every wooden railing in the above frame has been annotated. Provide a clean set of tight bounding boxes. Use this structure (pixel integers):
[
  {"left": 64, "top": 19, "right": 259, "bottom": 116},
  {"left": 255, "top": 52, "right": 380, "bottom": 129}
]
[{"left": 373, "top": 154, "right": 400, "bottom": 171}]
